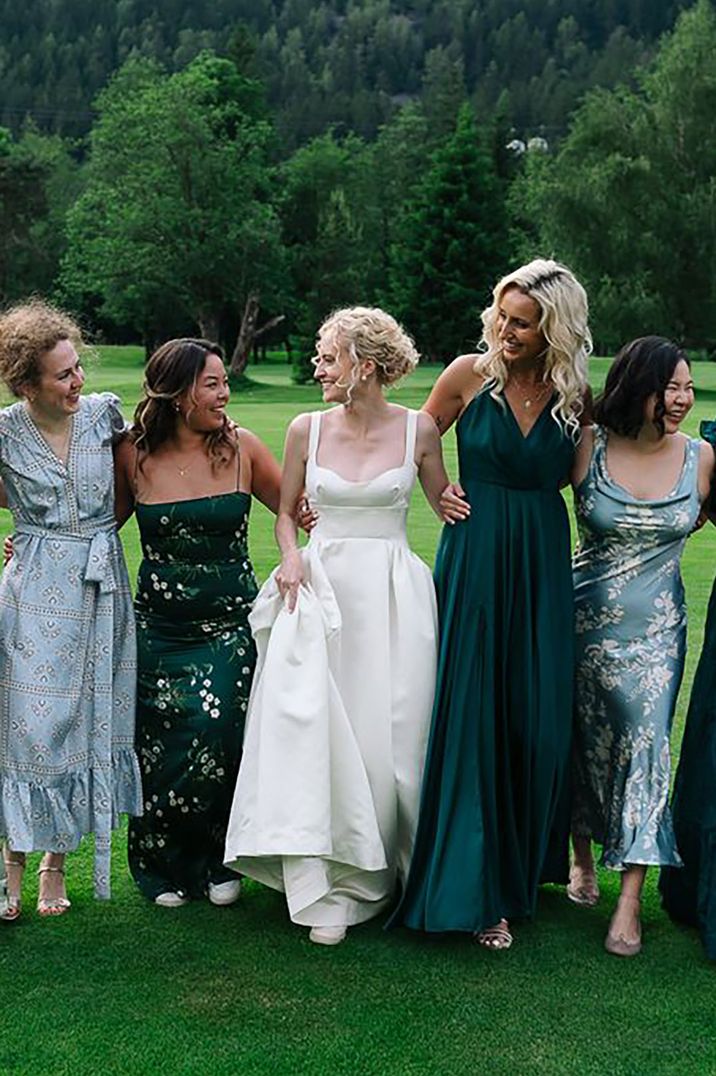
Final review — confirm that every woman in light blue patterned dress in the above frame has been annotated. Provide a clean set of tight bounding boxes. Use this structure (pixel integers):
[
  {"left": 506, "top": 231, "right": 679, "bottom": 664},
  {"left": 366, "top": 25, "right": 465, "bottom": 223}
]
[
  {"left": 568, "top": 337, "right": 714, "bottom": 957},
  {"left": 0, "top": 300, "right": 141, "bottom": 920}
]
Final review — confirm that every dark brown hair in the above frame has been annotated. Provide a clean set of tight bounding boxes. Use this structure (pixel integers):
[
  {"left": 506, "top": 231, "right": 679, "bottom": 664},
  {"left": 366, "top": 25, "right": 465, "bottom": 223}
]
[{"left": 131, "top": 338, "right": 236, "bottom": 467}]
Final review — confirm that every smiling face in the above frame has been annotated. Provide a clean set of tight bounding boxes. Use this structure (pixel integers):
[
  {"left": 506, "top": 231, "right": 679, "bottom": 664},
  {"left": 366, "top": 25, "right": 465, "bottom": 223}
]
[
  {"left": 313, "top": 330, "right": 357, "bottom": 403},
  {"left": 644, "top": 358, "right": 694, "bottom": 434},
  {"left": 496, "top": 286, "right": 546, "bottom": 366},
  {"left": 177, "top": 352, "right": 230, "bottom": 432},
  {"left": 26, "top": 338, "right": 85, "bottom": 419}
]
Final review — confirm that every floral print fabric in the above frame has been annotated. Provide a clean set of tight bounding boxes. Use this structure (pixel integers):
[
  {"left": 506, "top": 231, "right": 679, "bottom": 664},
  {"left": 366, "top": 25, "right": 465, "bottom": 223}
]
[
  {"left": 127, "top": 491, "right": 258, "bottom": 900},
  {"left": 572, "top": 426, "right": 701, "bottom": 870}
]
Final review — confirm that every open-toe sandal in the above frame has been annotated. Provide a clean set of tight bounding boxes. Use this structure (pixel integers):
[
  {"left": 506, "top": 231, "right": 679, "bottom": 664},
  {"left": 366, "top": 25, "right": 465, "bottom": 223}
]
[
  {"left": 1, "top": 853, "right": 25, "bottom": 922},
  {"left": 37, "top": 864, "right": 71, "bottom": 917},
  {"left": 567, "top": 866, "right": 600, "bottom": 907},
  {"left": 476, "top": 919, "right": 513, "bottom": 951}
]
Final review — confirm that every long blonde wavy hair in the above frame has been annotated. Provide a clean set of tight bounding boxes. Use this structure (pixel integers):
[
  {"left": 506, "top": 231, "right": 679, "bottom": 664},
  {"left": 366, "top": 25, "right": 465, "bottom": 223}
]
[{"left": 474, "top": 259, "right": 591, "bottom": 439}]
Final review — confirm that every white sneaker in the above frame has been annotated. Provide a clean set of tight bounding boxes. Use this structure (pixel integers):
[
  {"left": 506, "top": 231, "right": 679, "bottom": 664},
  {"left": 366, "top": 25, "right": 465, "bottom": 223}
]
[
  {"left": 154, "top": 891, "right": 189, "bottom": 908},
  {"left": 309, "top": 925, "right": 347, "bottom": 946},
  {"left": 208, "top": 879, "right": 242, "bottom": 906}
]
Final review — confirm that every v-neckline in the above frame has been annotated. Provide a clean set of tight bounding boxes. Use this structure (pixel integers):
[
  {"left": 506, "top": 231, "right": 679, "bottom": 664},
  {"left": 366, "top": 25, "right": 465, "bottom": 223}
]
[
  {"left": 502, "top": 391, "right": 554, "bottom": 441},
  {"left": 22, "top": 406, "right": 75, "bottom": 469}
]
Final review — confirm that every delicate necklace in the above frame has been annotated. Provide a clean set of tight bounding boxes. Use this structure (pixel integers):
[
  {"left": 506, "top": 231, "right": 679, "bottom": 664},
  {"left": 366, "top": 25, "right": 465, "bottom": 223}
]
[
  {"left": 176, "top": 460, "right": 191, "bottom": 477},
  {"left": 509, "top": 373, "right": 550, "bottom": 410}
]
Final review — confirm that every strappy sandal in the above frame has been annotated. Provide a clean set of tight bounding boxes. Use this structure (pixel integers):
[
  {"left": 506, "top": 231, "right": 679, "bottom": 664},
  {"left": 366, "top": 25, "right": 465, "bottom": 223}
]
[
  {"left": 37, "top": 863, "right": 71, "bottom": 917},
  {"left": 604, "top": 895, "right": 642, "bottom": 957},
  {"left": 567, "top": 865, "right": 600, "bottom": 907},
  {"left": 1, "top": 852, "right": 25, "bottom": 922},
  {"left": 476, "top": 918, "right": 513, "bottom": 951}
]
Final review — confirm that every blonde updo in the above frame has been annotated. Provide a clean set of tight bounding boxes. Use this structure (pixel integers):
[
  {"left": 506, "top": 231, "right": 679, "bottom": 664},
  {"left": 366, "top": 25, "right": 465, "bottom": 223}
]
[
  {"left": 318, "top": 306, "right": 419, "bottom": 390},
  {"left": 0, "top": 298, "right": 83, "bottom": 397},
  {"left": 475, "top": 259, "right": 591, "bottom": 440}
]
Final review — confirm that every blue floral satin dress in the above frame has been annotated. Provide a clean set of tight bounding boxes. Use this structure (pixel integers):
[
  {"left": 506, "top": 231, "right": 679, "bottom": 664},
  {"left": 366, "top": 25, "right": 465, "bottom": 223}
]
[{"left": 572, "top": 426, "right": 701, "bottom": 870}]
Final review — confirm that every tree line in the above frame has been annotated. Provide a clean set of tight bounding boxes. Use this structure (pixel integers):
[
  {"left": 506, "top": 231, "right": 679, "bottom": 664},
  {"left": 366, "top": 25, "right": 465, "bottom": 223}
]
[{"left": 2, "top": 0, "right": 715, "bottom": 371}]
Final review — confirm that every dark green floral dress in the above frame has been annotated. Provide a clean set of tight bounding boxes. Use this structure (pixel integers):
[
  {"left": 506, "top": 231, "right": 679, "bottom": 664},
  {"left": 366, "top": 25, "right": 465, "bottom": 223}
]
[{"left": 128, "top": 492, "right": 258, "bottom": 901}]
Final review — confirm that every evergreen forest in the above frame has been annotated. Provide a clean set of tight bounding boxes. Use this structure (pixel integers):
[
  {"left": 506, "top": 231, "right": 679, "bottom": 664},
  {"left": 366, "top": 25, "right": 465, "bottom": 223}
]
[{"left": 1, "top": 0, "right": 714, "bottom": 366}]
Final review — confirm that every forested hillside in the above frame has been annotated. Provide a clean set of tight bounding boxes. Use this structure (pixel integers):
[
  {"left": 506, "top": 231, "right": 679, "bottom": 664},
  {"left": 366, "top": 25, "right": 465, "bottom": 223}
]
[{"left": 1, "top": 0, "right": 693, "bottom": 145}]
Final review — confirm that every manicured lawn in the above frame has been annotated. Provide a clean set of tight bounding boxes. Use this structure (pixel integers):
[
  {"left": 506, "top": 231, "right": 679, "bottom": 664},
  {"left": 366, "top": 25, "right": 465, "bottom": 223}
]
[{"left": 1, "top": 350, "right": 715, "bottom": 1076}]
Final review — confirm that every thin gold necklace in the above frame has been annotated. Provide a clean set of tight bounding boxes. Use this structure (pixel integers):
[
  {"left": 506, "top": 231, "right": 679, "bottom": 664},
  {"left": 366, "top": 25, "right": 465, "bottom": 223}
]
[{"left": 509, "top": 374, "right": 550, "bottom": 410}]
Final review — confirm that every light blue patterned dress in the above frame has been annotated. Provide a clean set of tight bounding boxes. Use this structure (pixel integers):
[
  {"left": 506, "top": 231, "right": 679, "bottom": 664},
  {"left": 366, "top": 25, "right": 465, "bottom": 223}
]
[
  {"left": 0, "top": 392, "right": 141, "bottom": 897},
  {"left": 572, "top": 426, "right": 701, "bottom": 870}
]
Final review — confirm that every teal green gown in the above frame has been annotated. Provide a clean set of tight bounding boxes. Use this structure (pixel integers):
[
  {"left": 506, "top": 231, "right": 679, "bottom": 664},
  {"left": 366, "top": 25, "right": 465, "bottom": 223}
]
[
  {"left": 128, "top": 492, "right": 258, "bottom": 901},
  {"left": 660, "top": 421, "right": 716, "bottom": 959},
  {"left": 391, "top": 389, "right": 575, "bottom": 933}
]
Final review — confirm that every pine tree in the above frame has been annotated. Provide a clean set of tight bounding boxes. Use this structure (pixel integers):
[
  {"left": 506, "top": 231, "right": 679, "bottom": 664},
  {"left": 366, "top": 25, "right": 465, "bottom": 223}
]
[{"left": 390, "top": 102, "right": 508, "bottom": 363}]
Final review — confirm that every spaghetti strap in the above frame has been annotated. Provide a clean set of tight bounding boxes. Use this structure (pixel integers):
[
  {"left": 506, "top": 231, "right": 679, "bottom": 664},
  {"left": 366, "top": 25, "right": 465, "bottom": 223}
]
[
  {"left": 403, "top": 409, "right": 419, "bottom": 468},
  {"left": 308, "top": 411, "right": 322, "bottom": 466}
]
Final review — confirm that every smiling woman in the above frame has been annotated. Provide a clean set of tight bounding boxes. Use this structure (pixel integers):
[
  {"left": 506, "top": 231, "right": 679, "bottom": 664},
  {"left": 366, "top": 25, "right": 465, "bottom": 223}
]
[
  {"left": 0, "top": 298, "right": 141, "bottom": 922},
  {"left": 119, "top": 338, "right": 284, "bottom": 908},
  {"left": 568, "top": 337, "right": 715, "bottom": 958}
]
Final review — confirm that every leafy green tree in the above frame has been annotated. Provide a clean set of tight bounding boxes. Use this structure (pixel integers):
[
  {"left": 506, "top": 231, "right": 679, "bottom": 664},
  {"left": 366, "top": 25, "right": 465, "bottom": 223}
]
[
  {"left": 61, "top": 53, "right": 287, "bottom": 357},
  {"left": 511, "top": 0, "right": 716, "bottom": 349},
  {"left": 389, "top": 103, "right": 508, "bottom": 362},
  {"left": 0, "top": 124, "right": 80, "bottom": 303}
]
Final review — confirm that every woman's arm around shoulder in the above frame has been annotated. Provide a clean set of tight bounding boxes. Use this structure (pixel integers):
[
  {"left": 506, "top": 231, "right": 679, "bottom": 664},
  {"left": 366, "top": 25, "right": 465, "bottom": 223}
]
[
  {"left": 113, "top": 435, "right": 136, "bottom": 528},
  {"left": 570, "top": 425, "right": 595, "bottom": 491},
  {"left": 422, "top": 354, "right": 484, "bottom": 437},
  {"left": 415, "top": 411, "right": 470, "bottom": 524},
  {"left": 236, "top": 426, "right": 282, "bottom": 515},
  {"left": 698, "top": 438, "right": 716, "bottom": 506}
]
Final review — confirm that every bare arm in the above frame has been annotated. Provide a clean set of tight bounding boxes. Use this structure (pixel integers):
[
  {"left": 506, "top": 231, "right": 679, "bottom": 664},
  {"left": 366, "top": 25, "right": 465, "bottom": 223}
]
[
  {"left": 239, "top": 427, "right": 282, "bottom": 514},
  {"left": 415, "top": 412, "right": 469, "bottom": 523},
  {"left": 698, "top": 440, "right": 716, "bottom": 515},
  {"left": 570, "top": 425, "right": 595, "bottom": 491},
  {"left": 274, "top": 415, "right": 311, "bottom": 611},
  {"left": 422, "top": 354, "right": 483, "bottom": 436},
  {"left": 113, "top": 437, "right": 135, "bottom": 529}
]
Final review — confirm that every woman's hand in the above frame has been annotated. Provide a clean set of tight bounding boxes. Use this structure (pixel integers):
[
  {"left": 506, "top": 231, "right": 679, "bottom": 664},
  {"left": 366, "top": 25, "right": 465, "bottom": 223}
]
[
  {"left": 439, "top": 482, "right": 470, "bottom": 524},
  {"left": 275, "top": 550, "right": 305, "bottom": 613},
  {"left": 295, "top": 496, "right": 318, "bottom": 533},
  {"left": 3, "top": 534, "right": 13, "bottom": 566}
]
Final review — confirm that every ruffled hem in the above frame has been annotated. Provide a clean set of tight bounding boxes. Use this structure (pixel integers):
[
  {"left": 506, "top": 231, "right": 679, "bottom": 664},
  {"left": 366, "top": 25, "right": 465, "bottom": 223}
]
[
  {"left": 600, "top": 811, "right": 683, "bottom": 871},
  {"left": 0, "top": 748, "right": 143, "bottom": 855}
]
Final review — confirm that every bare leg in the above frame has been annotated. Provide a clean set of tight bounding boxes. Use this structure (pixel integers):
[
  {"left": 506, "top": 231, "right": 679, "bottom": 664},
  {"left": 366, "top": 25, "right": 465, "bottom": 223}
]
[
  {"left": 37, "top": 851, "right": 70, "bottom": 916},
  {"left": 604, "top": 865, "right": 645, "bottom": 956},
  {"left": 568, "top": 834, "right": 600, "bottom": 906},
  {"left": 2, "top": 846, "right": 26, "bottom": 921}
]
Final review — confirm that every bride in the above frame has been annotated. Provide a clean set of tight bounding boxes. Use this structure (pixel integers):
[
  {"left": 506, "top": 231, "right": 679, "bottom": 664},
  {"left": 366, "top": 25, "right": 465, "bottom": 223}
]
[{"left": 224, "top": 306, "right": 467, "bottom": 944}]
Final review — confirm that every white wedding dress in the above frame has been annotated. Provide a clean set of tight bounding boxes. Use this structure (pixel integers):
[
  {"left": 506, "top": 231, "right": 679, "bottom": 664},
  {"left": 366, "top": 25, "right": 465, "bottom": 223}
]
[{"left": 224, "top": 407, "right": 437, "bottom": 927}]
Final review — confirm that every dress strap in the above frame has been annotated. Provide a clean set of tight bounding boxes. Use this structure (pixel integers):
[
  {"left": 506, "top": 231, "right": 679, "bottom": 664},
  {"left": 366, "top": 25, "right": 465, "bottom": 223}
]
[
  {"left": 307, "top": 410, "right": 322, "bottom": 466},
  {"left": 403, "top": 409, "right": 419, "bottom": 468}
]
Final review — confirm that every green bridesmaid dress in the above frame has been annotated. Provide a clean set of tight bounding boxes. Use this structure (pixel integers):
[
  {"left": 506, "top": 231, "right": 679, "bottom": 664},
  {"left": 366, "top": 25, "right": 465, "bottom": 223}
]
[
  {"left": 660, "top": 420, "right": 716, "bottom": 959},
  {"left": 128, "top": 492, "right": 258, "bottom": 901},
  {"left": 391, "top": 388, "right": 575, "bottom": 933}
]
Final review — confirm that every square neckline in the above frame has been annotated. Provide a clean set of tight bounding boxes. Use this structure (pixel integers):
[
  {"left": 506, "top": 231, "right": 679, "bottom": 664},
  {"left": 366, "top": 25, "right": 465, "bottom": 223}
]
[{"left": 310, "top": 407, "right": 418, "bottom": 485}]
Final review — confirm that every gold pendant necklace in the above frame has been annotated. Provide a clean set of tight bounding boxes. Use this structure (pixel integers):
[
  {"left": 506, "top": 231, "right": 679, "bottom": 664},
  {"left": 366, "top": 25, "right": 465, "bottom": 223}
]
[{"left": 510, "top": 376, "right": 549, "bottom": 410}]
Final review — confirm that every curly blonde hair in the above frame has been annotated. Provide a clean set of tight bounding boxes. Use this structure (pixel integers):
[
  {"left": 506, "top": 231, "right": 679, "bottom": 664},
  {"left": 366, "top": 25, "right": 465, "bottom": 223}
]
[
  {"left": 317, "top": 307, "right": 419, "bottom": 398},
  {"left": 0, "top": 298, "right": 83, "bottom": 397},
  {"left": 475, "top": 259, "right": 591, "bottom": 439}
]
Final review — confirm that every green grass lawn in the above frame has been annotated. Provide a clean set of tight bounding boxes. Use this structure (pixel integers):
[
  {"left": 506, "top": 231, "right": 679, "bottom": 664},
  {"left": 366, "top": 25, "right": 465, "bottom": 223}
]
[{"left": 1, "top": 350, "right": 715, "bottom": 1076}]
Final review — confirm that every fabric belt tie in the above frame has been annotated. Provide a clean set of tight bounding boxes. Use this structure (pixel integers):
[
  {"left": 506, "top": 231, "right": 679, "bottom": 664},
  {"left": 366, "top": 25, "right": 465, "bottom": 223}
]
[{"left": 15, "top": 520, "right": 118, "bottom": 593}]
